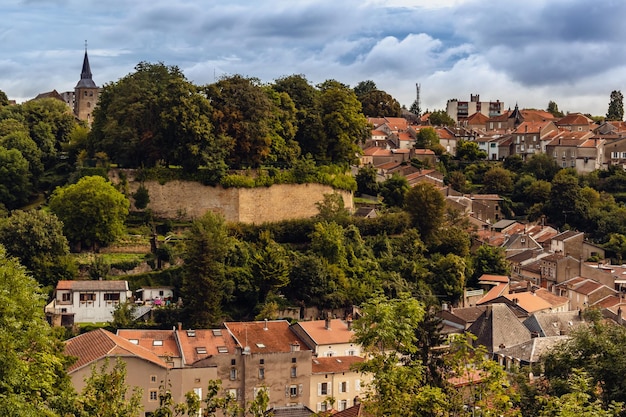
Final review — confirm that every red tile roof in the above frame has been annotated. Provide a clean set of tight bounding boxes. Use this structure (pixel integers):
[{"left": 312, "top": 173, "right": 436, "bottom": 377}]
[
  {"left": 57, "top": 280, "right": 128, "bottom": 291},
  {"left": 225, "top": 320, "right": 309, "bottom": 354},
  {"left": 295, "top": 319, "right": 355, "bottom": 346},
  {"left": 65, "top": 328, "right": 169, "bottom": 373},
  {"left": 116, "top": 329, "right": 180, "bottom": 358},
  {"left": 477, "top": 283, "right": 509, "bottom": 304},
  {"left": 312, "top": 356, "right": 364, "bottom": 374}
]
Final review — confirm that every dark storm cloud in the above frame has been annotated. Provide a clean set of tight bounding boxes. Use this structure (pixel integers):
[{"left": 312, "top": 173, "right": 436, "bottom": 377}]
[{"left": 454, "top": 0, "right": 626, "bottom": 86}]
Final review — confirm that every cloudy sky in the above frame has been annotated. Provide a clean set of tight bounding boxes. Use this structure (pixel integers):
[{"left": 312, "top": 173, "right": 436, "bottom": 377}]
[{"left": 2, "top": 0, "right": 625, "bottom": 116}]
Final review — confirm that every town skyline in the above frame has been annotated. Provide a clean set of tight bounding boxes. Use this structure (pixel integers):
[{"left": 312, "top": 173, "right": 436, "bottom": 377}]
[{"left": 2, "top": 0, "right": 625, "bottom": 117}]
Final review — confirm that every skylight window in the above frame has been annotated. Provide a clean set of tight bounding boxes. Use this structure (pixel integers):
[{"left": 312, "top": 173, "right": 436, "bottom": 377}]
[
  {"left": 256, "top": 343, "right": 266, "bottom": 348},
  {"left": 196, "top": 347, "right": 207, "bottom": 354},
  {"left": 187, "top": 330, "right": 196, "bottom": 337},
  {"left": 212, "top": 329, "right": 222, "bottom": 336},
  {"left": 217, "top": 346, "right": 228, "bottom": 353},
  {"left": 129, "top": 339, "right": 138, "bottom": 345},
  {"left": 153, "top": 340, "right": 163, "bottom": 346}
]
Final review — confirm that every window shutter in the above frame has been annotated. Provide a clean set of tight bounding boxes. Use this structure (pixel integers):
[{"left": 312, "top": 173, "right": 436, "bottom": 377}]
[
  {"left": 346, "top": 381, "right": 349, "bottom": 393},
  {"left": 317, "top": 403, "right": 322, "bottom": 411},
  {"left": 299, "top": 384, "right": 303, "bottom": 395},
  {"left": 285, "top": 385, "right": 289, "bottom": 398},
  {"left": 318, "top": 383, "right": 322, "bottom": 396}
]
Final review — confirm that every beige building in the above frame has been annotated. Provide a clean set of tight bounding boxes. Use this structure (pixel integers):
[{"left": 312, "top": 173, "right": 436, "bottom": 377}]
[
  {"left": 446, "top": 94, "right": 504, "bottom": 123},
  {"left": 290, "top": 318, "right": 360, "bottom": 358},
  {"left": 310, "top": 356, "right": 371, "bottom": 413}
]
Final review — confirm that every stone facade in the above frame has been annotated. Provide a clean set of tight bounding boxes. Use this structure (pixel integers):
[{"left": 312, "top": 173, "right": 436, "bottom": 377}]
[{"left": 120, "top": 172, "right": 354, "bottom": 223}]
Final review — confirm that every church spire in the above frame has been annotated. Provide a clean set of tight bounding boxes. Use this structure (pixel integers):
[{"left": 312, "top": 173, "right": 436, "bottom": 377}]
[{"left": 76, "top": 41, "right": 97, "bottom": 88}]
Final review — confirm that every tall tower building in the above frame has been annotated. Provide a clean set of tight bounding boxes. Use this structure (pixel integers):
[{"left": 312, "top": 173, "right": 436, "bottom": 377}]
[{"left": 74, "top": 44, "right": 99, "bottom": 124}]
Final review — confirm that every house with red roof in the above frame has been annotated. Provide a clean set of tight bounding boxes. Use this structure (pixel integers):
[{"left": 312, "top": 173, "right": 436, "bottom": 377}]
[
  {"left": 65, "top": 329, "right": 215, "bottom": 415},
  {"left": 511, "top": 120, "right": 559, "bottom": 160},
  {"left": 310, "top": 356, "right": 370, "bottom": 413},
  {"left": 290, "top": 317, "right": 360, "bottom": 358},
  {"left": 46, "top": 280, "right": 131, "bottom": 325}
]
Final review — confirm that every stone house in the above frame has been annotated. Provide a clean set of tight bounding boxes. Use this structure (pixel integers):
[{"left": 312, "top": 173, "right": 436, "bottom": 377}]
[
  {"left": 290, "top": 318, "right": 360, "bottom": 358},
  {"left": 310, "top": 356, "right": 370, "bottom": 413},
  {"left": 511, "top": 120, "right": 559, "bottom": 160}
]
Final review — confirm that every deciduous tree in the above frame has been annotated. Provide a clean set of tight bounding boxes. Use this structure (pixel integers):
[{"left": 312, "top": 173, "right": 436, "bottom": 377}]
[
  {"left": 404, "top": 182, "right": 446, "bottom": 243},
  {"left": 49, "top": 175, "right": 129, "bottom": 250}
]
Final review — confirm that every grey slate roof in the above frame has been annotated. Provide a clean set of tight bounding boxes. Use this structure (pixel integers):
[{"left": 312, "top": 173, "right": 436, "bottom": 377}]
[
  {"left": 467, "top": 303, "right": 531, "bottom": 352},
  {"left": 523, "top": 311, "right": 585, "bottom": 337},
  {"left": 494, "top": 335, "right": 568, "bottom": 364}
]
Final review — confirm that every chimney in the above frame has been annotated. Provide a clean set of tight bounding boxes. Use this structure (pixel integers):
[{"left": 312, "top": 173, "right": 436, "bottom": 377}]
[
  {"left": 346, "top": 317, "right": 353, "bottom": 330},
  {"left": 264, "top": 318, "right": 268, "bottom": 330},
  {"left": 290, "top": 341, "right": 300, "bottom": 352},
  {"left": 325, "top": 313, "right": 331, "bottom": 330},
  {"left": 177, "top": 322, "right": 182, "bottom": 331}
]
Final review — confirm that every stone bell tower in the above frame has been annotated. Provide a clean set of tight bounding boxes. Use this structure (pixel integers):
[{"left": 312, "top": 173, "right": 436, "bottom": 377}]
[{"left": 74, "top": 41, "right": 99, "bottom": 124}]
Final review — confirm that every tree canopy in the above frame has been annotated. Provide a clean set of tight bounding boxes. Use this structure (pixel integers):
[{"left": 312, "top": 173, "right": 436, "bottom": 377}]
[
  {"left": 606, "top": 90, "right": 624, "bottom": 121},
  {"left": 49, "top": 175, "right": 129, "bottom": 250}
]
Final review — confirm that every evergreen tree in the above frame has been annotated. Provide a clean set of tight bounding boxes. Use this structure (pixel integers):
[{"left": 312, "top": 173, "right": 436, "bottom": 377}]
[{"left": 606, "top": 90, "right": 624, "bottom": 121}]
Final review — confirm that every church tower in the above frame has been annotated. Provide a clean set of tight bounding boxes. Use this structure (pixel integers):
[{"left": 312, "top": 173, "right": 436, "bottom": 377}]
[{"left": 74, "top": 43, "right": 99, "bottom": 124}]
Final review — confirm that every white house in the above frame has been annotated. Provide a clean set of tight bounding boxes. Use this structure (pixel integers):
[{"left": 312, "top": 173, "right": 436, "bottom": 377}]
[{"left": 46, "top": 280, "right": 131, "bottom": 325}]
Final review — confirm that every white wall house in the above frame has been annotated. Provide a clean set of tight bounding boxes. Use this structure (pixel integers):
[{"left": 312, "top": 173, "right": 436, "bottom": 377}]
[{"left": 46, "top": 280, "right": 131, "bottom": 325}]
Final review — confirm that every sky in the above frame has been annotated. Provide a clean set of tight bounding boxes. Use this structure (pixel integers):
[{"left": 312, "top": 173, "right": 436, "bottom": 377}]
[{"left": 2, "top": 0, "right": 625, "bottom": 116}]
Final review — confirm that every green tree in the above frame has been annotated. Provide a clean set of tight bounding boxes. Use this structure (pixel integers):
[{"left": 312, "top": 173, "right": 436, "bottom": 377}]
[
  {"left": 543, "top": 320, "right": 626, "bottom": 408},
  {"left": 545, "top": 170, "right": 589, "bottom": 229},
  {"left": 310, "top": 221, "right": 346, "bottom": 265},
  {"left": 315, "top": 192, "right": 350, "bottom": 223},
  {"left": 446, "top": 170, "right": 469, "bottom": 193},
  {"left": 428, "top": 109, "right": 455, "bottom": 127},
  {"left": 404, "top": 182, "right": 446, "bottom": 243},
  {"left": 74, "top": 358, "right": 143, "bottom": 417},
  {"left": 547, "top": 100, "right": 565, "bottom": 118},
  {"left": 181, "top": 211, "right": 233, "bottom": 328},
  {"left": 273, "top": 75, "right": 325, "bottom": 162},
  {"left": 358, "top": 89, "right": 402, "bottom": 117},
  {"left": 0, "top": 130, "right": 44, "bottom": 179},
  {"left": 132, "top": 183, "right": 150, "bottom": 210},
  {"left": 356, "top": 165, "right": 379, "bottom": 196},
  {"left": 352, "top": 293, "right": 450, "bottom": 417},
  {"left": 0, "top": 245, "right": 76, "bottom": 416},
  {"left": 482, "top": 166, "right": 514, "bottom": 195},
  {"left": 206, "top": 75, "right": 287, "bottom": 168},
  {"left": 0, "top": 146, "right": 31, "bottom": 209},
  {"left": 606, "top": 90, "right": 624, "bottom": 121},
  {"left": 0, "top": 89, "right": 8, "bottom": 106},
  {"left": 469, "top": 245, "right": 510, "bottom": 287},
  {"left": 49, "top": 176, "right": 129, "bottom": 250},
  {"left": 380, "top": 173, "right": 409, "bottom": 208},
  {"left": 409, "top": 98, "right": 421, "bottom": 116},
  {"left": 415, "top": 127, "right": 440, "bottom": 150},
  {"left": 0, "top": 210, "right": 76, "bottom": 287},
  {"left": 456, "top": 139, "right": 487, "bottom": 161},
  {"left": 91, "top": 62, "right": 228, "bottom": 175},
  {"left": 251, "top": 231, "right": 291, "bottom": 302},
  {"left": 525, "top": 153, "right": 560, "bottom": 181},
  {"left": 428, "top": 253, "right": 466, "bottom": 303},
  {"left": 537, "top": 369, "right": 622, "bottom": 417},
  {"left": 353, "top": 80, "right": 377, "bottom": 97},
  {"left": 318, "top": 80, "right": 370, "bottom": 165}
]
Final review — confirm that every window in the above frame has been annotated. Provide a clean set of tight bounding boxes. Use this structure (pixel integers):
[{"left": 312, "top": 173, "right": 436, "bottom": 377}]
[
  {"left": 230, "top": 369, "right": 237, "bottom": 380},
  {"left": 259, "top": 359, "right": 265, "bottom": 365},
  {"left": 104, "top": 293, "right": 120, "bottom": 302},
  {"left": 61, "top": 293, "right": 71, "bottom": 302},
  {"left": 153, "top": 340, "right": 163, "bottom": 346},
  {"left": 289, "top": 385, "right": 298, "bottom": 397},
  {"left": 228, "top": 389, "right": 238, "bottom": 400},
  {"left": 339, "top": 400, "right": 348, "bottom": 411},
  {"left": 149, "top": 390, "right": 158, "bottom": 401},
  {"left": 355, "top": 380, "right": 361, "bottom": 391},
  {"left": 212, "top": 329, "right": 222, "bottom": 336},
  {"left": 291, "top": 357, "right": 297, "bottom": 363},
  {"left": 259, "top": 368, "right": 265, "bottom": 379},
  {"left": 340, "top": 381, "right": 348, "bottom": 393},
  {"left": 318, "top": 382, "right": 328, "bottom": 396},
  {"left": 150, "top": 375, "right": 157, "bottom": 383},
  {"left": 196, "top": 347, "right": 207, "bottom": 354},
  {"left": 231, "top": 359, "right": 236, "bottom": 366},
  {"left": 621, "top": 152, "right": 626, "bottom": 159},
  {"left": 217, "top": 346, "right": 228, "bottom": 353},
  {"left": 79, "top": 293, "right": 95, "bottom": 302},
  {"left": 325, "top": 352, "right": 334, "bottom": 357},
  {"left": 319, "top": 402, "right": 328, "bottom": 412},
  {"left": 291, "top": 367, "right": 297, "bottom": 378},
  {"left": 612, "top": 151, "right": 618, "bottom": 158}
]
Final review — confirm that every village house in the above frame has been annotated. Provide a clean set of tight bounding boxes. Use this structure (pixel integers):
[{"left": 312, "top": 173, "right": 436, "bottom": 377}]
[
  {"left": 310, "top": 356, "right": 370, "bottom": 413},
  {"left": 46, "top": 280, "right": 131, "bottom": 326},
  {"left": 290, "top": 317, "right": 360, "bottom": 358}
]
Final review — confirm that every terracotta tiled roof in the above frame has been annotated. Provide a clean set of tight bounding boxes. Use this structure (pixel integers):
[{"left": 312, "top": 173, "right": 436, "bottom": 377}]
[
  {"left": 362, "top": 147, "right": 391, "bottom": 157},
  {"left": 374, "top": 161, "right": 401, "bottom": 170},
  {"left": 436, "top": 128, "right": 454, "bottom": 139},
  {"left": 65, "top": 328, "right": 168, "bottom": 373},
  {"left": 504, "top": 292, "right": 552, "bottom": 313},
  {"left": 224, "top": 320, "right": 309, "bottom": 354},
  {"left": 312, "top": 356, "right": 364, "bottom": 374},
  {"left": 478, "top": 274, "right": 509, "bottom": 284},
  {"left": 477, "top": 283, "right": 509, "bottom": 304},
  {"left": 514, "top": 121, "right": 552, "bottom": 134},
  {"left": 466, "top": 112, "right": 489, "bottom": 124},
  {"left": 177, "top": 329, "right": 238, "bottom": 364},
  {"left": 332, "top": 403, "right": 367, "bottom": 417},
  {"left": 552, "top": 230, "right": 583, "bottom": 241},
  {"left": 382, "top": 117, "right": 408, "bottom": 131},
  {"left": 533, "top": 288, "right": 569, "bottom": 308},
  {"left": 294, "top": 319, "right": 355, "bottom": 346},
  {"left": 397, "top": 132, "right": 413, "bottom": 142},
  {"left": 370, "top": 129, "right": 387, "bottom": 137},
  {"left": 556, "top": 113, "right": 593, "bottom": 126},
  {"left": 116, "top": 329, "right": 180, "bottom": 358},
  {"left": 413, "top": 149, "right": 435, "bottom": 155},
  {"left": 57, "top": 280, "right": 128, "bottom": 291}
]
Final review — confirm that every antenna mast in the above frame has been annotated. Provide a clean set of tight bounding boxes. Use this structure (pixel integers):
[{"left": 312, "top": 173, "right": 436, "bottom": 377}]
[{"left": 415, "top": 83, "right": 421, "bottom": 114}]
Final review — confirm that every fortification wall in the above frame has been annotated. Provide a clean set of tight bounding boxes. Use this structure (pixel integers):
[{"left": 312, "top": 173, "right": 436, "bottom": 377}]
[{"left": 114, "top": 171, "right": 353, "bottom": 223}]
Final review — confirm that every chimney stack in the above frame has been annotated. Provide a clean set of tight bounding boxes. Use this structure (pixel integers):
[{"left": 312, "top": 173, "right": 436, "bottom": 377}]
[
  {"left": 290, "top": 341, "right": 300, "bottom": 352},
  {"left": 325, "top": 314, "right": 331, "bottom": 330},
  {"left": 264, "top": 318, "right": 268, "bottom": 330}
]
